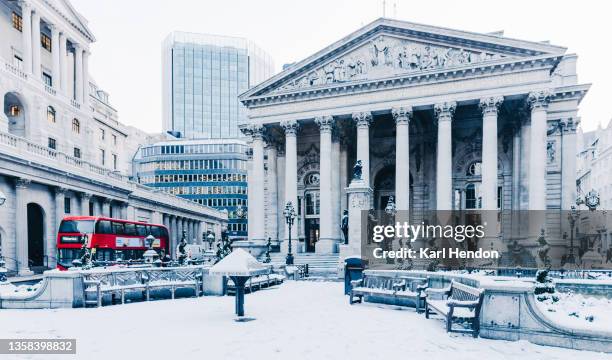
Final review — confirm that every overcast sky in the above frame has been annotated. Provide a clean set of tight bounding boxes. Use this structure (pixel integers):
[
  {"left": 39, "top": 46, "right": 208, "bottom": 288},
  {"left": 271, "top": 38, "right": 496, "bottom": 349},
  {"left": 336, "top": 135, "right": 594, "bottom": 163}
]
[{"left": 71, "top": 0, "right": 610, "bottom": 134}]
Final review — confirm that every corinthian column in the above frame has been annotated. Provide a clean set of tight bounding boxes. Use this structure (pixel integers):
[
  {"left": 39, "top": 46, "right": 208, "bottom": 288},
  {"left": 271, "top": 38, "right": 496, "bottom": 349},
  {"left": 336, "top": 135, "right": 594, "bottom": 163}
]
[
  {"left": 434, "top": 102, "right": 456, "bottom": 210},
  {"left": 392, "top": 106, "right": 412, "bottom": 211},
  {"left": 479, "top": 96, "right": 503, "bottom": 210},
  {"left": 281, "top": 120, "right": 300, "bottom": 242},
  {"left": 20, "top": 1, "right": 33, "bottom": 75},
  {"left": 74, "top": 45, "right": 83, "bottom": 103},
  {"left": 527, "top": 90, "right": 552, "bottom": 210},
  {"left": 250, "top": 124, "right": 266, "bottom": 242},
  {"left": 15, "top": 179, "right": 33, "bottom": 275},
  {"left": 59, "top": 33, "right": 68, "bottom": 94},
  {"left": 50, "top": 24, "right": 60, "bottom": 90},
  {"left": 352, "top": 112, "right": 372, "bottom": 185},
  {"left": 31, "top": 9, "right": 41, "bottom": 80},
  {"left": 315, "top": 115, "right": 335, "bottom": 253},
  {"left": 561, "top": 118, "right": 579, "bottom": 210}
]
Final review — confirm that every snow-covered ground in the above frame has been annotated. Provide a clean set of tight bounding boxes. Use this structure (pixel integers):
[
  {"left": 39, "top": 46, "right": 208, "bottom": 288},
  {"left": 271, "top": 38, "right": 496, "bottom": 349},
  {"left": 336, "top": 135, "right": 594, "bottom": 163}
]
[
  {"left": 537, "top": 291, "right": 612, "bottom": 332},
  {"left": 0, "top": 281, "right": 609, "bottom": 360}
]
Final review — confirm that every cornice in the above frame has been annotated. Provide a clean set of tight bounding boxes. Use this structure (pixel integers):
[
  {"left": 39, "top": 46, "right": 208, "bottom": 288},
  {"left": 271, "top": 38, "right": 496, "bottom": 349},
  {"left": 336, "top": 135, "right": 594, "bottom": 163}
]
[{"left": 242, "top": 54, "right": 561, "bottom": 108}]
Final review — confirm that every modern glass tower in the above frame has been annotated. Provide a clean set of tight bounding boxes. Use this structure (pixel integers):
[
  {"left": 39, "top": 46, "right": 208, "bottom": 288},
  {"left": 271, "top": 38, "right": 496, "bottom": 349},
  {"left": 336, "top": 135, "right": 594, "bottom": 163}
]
[{"left": 162, "top": 32, "right": 274, "bottom": 139}]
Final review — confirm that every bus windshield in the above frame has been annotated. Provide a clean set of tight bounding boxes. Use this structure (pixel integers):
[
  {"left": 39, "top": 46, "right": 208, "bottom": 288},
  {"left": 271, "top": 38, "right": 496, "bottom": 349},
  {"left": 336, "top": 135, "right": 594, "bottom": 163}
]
[{"left": 58, "top": 220, "right": 95, "bottom": 234}]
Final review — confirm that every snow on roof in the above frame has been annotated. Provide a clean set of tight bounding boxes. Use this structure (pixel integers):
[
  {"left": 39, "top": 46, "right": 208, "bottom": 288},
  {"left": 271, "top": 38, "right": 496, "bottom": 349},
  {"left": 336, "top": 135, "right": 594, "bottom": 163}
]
[{"left": 209, "top": 249, "right": 269, "bottom": 276}]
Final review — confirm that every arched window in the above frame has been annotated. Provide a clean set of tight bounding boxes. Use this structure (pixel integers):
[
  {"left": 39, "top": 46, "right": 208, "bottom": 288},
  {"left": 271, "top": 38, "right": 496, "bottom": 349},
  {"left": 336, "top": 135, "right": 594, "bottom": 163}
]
[
  {"left": 466, "top": 162, "right": 482, "bottom": 176},
  {"left": 47, "top": 106, "right": 56, "bottom": 123},
  {"left": 72, "top": 118, "right": 80, "bottom": 133}
]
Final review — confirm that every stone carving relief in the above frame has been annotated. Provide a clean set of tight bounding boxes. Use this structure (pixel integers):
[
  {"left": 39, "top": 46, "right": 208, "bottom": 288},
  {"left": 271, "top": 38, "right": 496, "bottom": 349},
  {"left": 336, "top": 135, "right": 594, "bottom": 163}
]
[
  {"left": 276, "top": 35, "right": 508, "bottom": 92},
  {"left": 547, "top": 141, "right": 556, "bottom": 164}
]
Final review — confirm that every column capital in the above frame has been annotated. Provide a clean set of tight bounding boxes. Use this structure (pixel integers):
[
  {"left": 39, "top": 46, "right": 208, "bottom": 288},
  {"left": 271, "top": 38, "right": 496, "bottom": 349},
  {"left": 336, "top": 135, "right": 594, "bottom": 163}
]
[
  {"left": 352, "top": 111, "right": 372, "bottom": 128},
  {"left": 392, "top": 106, "right": 413, "bottom": 124},
  {"left": 479, "top": 96, "right": 504, "bottom": 116},
  {"left": 81, "top": 192, "right": 92, "bottom": 200},
  {"left": 315, "top": 115, "right": 334, "bottom": 133},
  {"left": 527, "top": 89, "right": 553, "bottom": 110},
  {"left": 54, "top": 186, "right": 67, "bottom": 195},
  {"left": 15, "top": 178, "right": 31, "bottom": 189},
  {"left": 281, "top": 120, "right": 300, "bottom": 136},
  {"left": 102, "top": 198, "right": 112, "bottom": 205},
  {"left": 434, "top": 101, "right": 457, "bottom": 122},
  {"left": 18, "top": 0, "right": 31, "bottom": 10},
  {"left": 561, "top": 117, "right": 579, "bottom": 133}
]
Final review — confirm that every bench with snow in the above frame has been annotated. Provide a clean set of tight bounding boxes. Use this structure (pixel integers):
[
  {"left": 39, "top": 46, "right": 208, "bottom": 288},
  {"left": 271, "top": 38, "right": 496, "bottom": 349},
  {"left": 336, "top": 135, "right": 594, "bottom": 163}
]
[
  {"left": 350, "top": 274, "right": 429, "bottom": 312},
  {"left": 226, "top": 273, "right": 285, "bottom": 295},
  {"left": 83, "top": 267, "right": 204, "bottom": 307},
  {"left": 424, "top": 280, "right": 484, "bottom": 337}
]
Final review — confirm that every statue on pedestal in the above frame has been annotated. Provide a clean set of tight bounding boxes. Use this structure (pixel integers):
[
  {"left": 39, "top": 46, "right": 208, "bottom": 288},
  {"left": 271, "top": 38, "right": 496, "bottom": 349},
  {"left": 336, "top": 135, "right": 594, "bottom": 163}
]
[{"left": 352, "top": 160, "right": 363, "bottom": 180}]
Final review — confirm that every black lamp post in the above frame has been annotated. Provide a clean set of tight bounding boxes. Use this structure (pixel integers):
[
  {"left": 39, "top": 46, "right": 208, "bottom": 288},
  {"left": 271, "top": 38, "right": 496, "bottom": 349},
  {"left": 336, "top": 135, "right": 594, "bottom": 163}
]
[
  {"left": 284, "top": 202, "right": 296, "bottom": 265},
  {"left": 567, "top": 206, "right": 578, "bottom": 264},
  {"left": 206, "top": 231, "right": 215, "bottom": 250}
]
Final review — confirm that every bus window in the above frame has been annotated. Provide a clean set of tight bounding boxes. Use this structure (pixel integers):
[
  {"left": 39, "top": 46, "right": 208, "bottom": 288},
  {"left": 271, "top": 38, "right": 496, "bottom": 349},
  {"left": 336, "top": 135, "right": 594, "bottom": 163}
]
[
  {"left": 95, "top": 220, "right": 112, "bottom": 234},
  {"left": 160, "top": 227, "right": 169, "bottom": 239},
  {"left": 59, "top": 220, "right": 94, "bottom": 234},
  {"left": 150, "top": 226, "right": 162, "bottom": 237},
  {"left": 136, "top": 224, "right": 147, "bottom": 236},
  {"left": 112, "top": 221, "right": 125, "bottom": 235},
  {"left": 124, "top": 223, "right": 137, "bottom": 236}
]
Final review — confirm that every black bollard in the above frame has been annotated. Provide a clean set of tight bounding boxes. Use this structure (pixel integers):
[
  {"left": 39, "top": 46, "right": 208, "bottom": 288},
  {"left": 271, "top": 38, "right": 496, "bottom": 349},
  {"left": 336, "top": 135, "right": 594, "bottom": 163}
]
[{"left": 230, "top": 276, "right": 250, "bottom": 317}]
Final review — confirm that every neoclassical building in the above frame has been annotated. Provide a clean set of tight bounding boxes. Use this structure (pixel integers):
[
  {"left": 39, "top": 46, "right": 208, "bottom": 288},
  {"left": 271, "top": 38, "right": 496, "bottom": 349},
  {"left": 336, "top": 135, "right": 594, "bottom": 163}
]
[
  {"left": 239, "top": 18, "right": 589, "bottom": 262},
  {"left": 0, "top": 0, "right": 227, "bottom": 275}
]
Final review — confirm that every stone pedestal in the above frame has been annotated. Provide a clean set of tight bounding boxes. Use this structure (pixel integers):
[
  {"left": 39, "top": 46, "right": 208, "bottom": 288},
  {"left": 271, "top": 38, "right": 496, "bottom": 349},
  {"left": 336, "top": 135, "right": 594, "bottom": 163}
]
[{"left": 338, "top": 180, "right": 372, "bottom": 275}]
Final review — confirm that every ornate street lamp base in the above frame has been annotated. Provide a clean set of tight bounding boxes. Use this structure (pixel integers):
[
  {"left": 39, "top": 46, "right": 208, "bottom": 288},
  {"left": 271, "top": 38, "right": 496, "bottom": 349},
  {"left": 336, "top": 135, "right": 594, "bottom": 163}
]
[{"left": 286, "top": 253, "right": 294, "bottom": 265}]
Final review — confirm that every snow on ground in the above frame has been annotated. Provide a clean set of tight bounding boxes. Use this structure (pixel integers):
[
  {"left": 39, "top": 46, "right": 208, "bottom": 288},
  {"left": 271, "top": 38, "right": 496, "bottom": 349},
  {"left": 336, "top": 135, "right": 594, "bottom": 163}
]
[
  {"left": 0, "top": 281, "right": 609, "bottom": 360},
  {"left": 537, "top": 291, "right": 612, "bottom": 332}
]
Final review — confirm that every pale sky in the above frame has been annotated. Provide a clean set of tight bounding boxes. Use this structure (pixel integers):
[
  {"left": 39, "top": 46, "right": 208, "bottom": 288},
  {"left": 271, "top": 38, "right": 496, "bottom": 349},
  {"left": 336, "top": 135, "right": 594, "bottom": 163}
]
[{"left": 71, "top": 0, "right": 611, "bottom": 134}]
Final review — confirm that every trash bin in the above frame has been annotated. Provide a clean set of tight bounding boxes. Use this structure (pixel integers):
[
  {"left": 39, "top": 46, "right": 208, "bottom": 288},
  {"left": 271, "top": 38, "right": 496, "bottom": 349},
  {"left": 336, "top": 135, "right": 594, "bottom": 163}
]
[{"left": 344, "top": 257, "right": 367, "bottom": 295}]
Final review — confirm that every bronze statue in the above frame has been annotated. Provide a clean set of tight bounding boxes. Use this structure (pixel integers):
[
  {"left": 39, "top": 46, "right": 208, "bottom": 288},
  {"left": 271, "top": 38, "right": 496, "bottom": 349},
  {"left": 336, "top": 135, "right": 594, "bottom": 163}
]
[{"left": 353, "top": 160, "right": 363, "bottom": 180}]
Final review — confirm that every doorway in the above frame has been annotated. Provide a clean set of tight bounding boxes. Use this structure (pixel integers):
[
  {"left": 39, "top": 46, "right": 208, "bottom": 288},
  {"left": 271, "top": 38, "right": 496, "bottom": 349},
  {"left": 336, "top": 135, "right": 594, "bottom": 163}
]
[
  {"left": 304, "top": 218, "right": 319, "bottom": 253},
  {"left": 27, "top": 203, "right": 45, "bottom": 268}
]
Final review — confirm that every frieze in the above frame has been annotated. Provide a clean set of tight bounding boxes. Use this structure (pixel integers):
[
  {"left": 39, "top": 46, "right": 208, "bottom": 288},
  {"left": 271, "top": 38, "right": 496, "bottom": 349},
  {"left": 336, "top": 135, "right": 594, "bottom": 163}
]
[{"left": 274, "top": 35, "right": 508, "bottom": 93}]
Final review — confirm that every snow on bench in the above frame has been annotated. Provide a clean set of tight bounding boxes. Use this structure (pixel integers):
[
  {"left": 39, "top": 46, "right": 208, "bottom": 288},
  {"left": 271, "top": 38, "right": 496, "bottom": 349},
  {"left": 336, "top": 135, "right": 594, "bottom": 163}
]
[
  {"left": 424, "top": 280, "right": 484, "bottom": 337},
  {"left": 350, "top": 274, "right": 429, "bottom": 312}
]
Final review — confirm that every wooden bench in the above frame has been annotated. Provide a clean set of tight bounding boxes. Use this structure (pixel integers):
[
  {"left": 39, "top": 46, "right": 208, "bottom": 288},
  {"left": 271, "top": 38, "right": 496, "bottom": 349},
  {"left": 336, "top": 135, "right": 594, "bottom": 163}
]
[
  {"left": 424, "top": 280, "right": 484, "bottom": 337},
  {"left": 350, "top": 274, "right": 429, "bottom": 312},
  {"left": 226, "top": 273, "right": 284, "bottom": 295}
]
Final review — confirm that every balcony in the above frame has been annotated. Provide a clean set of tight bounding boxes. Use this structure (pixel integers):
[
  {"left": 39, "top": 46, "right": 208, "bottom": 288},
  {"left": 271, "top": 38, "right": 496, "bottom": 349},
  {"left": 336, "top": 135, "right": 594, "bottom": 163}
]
[
  {"left": 70, "top": 99, "right": 81, "bottom": 109},
  {"left": 3, "top": 61, "right": 28, "bottom": 80},
  {"left": 44, "top": 85, "right": 56, "bottom": 96}
]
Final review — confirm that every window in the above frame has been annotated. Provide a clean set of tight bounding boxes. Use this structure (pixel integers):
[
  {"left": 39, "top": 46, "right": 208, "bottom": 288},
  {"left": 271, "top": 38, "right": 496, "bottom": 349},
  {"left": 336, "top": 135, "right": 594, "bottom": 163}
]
[
  {"left": 305, "top": 191, "right": 320, "bottom": 216},
  {"left": 100, "top": 149, "right": 105, "bottom": 165},
  {"left": 467, "top": 162, "right": 482, "bottom": 176},
  {"left": 96, "top": 220, "right": 112, "bottom": 234},
  {"left": 73, "top": 147, "right": 81, "bottom": 158},
  {"left": 100, "top": 128, "right": 105, "bottom": 140},
  {"left": 112, "top": 134, "right": 117, "bottom": 145},
  {"left": 112, "top": 154, "right": 118, "bottom": 170},
  {"left": 41, "top": 33, "right": 51, "bottom": 51},
  {"left": 47, "top": 106, "right": 56, "bottom": 122},
  {"left": 72, "top": 119, "right": 80, "bottom": 133},
  {"left": 42, "top": 72, "right": 52, "bottom": 87},
  {"left": 12, "top": 12, "right": 22, "bottom": 32},
  {"left": 48, "top": 137, "right": 56, "bottom": 150},
  {"left": 64, "top": 197, "right": 71, "bottom": 214}
]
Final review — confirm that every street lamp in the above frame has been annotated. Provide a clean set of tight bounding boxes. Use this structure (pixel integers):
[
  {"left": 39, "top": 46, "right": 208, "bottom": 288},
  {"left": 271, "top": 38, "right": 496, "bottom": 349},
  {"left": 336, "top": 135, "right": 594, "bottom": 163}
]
[
  {"left": 0, "top": 190, "right": 5, "bottom": 281},
  {"left": 206, "top": 231, "right": 215, "bottom": 250},
  {"left": 284, "top": 202, "right": 296, "bottom": 265},
  {"left": 567, "top": 206, "right": 579, "bottom": 264}
]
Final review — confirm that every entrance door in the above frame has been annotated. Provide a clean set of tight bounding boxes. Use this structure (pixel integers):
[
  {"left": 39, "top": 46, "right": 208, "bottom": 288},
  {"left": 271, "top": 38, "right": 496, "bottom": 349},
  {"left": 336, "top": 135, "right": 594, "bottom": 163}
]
[
  {"left": 27, "top": 203, "right": 45, "bottom": 268},
  {"left": 304, "top": 218, "right": 319, "bottom": 253}
]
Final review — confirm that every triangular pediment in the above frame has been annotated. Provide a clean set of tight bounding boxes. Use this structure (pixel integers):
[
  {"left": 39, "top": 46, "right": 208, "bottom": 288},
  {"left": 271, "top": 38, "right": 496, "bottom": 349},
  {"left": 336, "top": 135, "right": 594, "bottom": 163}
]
[
  {"left": 44, "top": 0, "right": 96, "bottom": 42},
  {"left": 241, "top": 18, "right": 566, "bottom": 99}
]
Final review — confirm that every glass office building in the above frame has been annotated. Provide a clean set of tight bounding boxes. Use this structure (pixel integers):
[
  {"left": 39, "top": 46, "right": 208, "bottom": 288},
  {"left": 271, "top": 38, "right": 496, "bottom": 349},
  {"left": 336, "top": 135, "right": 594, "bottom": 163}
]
[
  {"left": 134, "top": 139, "right": 249, "bottom": 239},
  {"left": 162, "top": 32, "right": 275, "bottom": 139}
]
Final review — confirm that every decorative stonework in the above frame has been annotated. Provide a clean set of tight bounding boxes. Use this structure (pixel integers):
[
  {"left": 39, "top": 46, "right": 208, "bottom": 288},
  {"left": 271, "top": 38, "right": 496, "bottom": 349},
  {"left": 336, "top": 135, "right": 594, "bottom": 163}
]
[
  {"left": 280, "top": 120, "right": 300, "bottom": 136},
  {"left": 434, "top": 101, "right": 457, "bottom": 122},
  {"left": 275, "top": 35, "right": 508, "bottom": 92},
  {"left": 527, "top": 89, "right": 553, "bottom": 110},
  {"left": 15, "top": 178, "right": 31, "bottom": 189},
  {"left": 561, "top": 117, "right": 579, "bottom": 133},
  {"left": 352, "top": 112, "right": 372, "bottom": 128},
  {"left": 479, "top": 96, "right": 504, "bottom": 115},
  {"left": 547, "top": 140, "right": 556, "bottom": 164},
  {"left": 391, "top": 106, "right": 413, "bottom": 124},
  {"left": 314, "top": 116, "right": 335, "bottom": 133}
]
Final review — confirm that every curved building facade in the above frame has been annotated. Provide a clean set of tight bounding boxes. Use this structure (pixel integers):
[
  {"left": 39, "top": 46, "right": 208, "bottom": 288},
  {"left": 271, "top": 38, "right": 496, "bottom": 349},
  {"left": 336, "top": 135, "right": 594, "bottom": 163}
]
[{"left": 135, "top": 138, "right": 249, "bottom": 239}]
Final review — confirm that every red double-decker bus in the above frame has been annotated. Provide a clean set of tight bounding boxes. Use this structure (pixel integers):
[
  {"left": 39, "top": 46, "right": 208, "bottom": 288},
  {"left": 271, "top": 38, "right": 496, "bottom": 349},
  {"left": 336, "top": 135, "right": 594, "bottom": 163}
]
[{"left": 56, "top": 216, "right": 170, "bottom": 270}]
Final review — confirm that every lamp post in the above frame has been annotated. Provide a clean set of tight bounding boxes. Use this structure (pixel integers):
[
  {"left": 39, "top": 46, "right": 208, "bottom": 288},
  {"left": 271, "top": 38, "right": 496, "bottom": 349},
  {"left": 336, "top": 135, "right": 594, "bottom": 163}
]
[
  {"left": 567, "top": 206, "right": 578, "bottom": 264},
  {"left": 284, "top": 202, "right": 296, "bottom": 265},
  {"left": 0, "top": 189, "right": 5, "bottom": 281},
  {"left": 206, "top": 231, "right": 215, "bottom": 250}
]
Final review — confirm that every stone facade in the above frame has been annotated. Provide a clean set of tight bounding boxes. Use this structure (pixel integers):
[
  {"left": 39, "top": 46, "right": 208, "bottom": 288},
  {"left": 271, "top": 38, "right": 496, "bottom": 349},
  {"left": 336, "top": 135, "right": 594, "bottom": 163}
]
[
  {"left": 239, "top": 18, "right": 588, "bottom": 262},
  {"left": 0, "top": 0, "right": 227, "bottom": 275}
]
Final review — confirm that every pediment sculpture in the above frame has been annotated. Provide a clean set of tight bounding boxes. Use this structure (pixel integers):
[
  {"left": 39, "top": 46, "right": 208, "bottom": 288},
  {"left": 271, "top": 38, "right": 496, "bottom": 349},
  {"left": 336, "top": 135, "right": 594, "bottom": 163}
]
[{"left": 276, "top": 35, "right": 508, "bottom": 92}]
